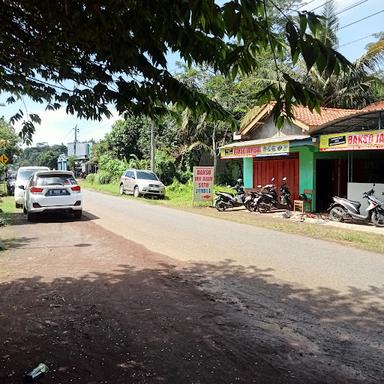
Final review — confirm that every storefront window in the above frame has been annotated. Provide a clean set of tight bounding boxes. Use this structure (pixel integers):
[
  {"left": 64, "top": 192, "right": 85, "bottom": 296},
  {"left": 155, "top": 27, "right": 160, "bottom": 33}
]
[{"left": 351, "top": 151, "right": 384, "bottom": 184}]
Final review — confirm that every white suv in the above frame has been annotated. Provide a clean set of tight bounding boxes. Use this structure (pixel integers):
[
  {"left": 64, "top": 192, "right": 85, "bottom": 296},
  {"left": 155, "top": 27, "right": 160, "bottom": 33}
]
[
  {"left": 14, "top": 166, "right": 50, "bottom": 208},
  {"left": 119, "top": 169, "right": 165, "bottom": 198}
]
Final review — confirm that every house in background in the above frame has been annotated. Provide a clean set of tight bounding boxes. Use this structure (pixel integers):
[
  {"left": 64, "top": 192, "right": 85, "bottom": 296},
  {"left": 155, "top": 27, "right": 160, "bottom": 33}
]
[
  {"left": 57, "top": 141, "right": 93, "bottom": 174},
  {"left": 220, "top": 102, "right": 384, "bottom": 211}
]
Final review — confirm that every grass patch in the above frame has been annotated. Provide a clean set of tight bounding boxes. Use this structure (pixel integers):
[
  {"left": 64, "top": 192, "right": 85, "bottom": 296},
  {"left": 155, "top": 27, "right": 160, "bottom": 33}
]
[
  {"left": 80, "top": 180, "right": 384, "bottom": 254},
  {"left": 80, "top": 179, "right": 233, "bottom": 208},
  {"left": 0, "top": 195, "right": 17, "bottom": 225}
]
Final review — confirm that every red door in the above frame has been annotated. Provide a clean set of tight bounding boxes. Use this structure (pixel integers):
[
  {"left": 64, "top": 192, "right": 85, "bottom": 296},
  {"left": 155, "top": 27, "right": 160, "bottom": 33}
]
[{"left": 253, "top": 154, "right": 299, "bottom": 201}]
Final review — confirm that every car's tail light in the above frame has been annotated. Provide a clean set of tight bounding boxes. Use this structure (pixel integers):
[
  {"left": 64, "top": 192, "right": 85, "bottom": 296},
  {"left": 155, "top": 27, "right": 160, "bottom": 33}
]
[
  {"left": 71, "top": 185, "right": 81, "bottom": 192},
  {"left": 30, "top": 187, "right": 44, "bottom": 193}
]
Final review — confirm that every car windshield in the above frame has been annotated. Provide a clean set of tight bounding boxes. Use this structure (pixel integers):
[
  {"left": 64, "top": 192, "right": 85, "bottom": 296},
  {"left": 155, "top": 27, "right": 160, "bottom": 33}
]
[
  {"left": 36, "top": 174, "right": 77, "bottom": 186},
  {"left": 136, "top": 171, "right": 158, "bottom": 181},
  {"left": 18, "top": 169, "right": 40, "bottom": 181}
]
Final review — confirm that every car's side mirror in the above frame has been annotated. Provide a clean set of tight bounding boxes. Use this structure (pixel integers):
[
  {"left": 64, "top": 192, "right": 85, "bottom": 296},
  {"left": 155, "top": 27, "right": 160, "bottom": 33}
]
[{"left": 18, "top": 185, "right": 25, "bottom": 190}]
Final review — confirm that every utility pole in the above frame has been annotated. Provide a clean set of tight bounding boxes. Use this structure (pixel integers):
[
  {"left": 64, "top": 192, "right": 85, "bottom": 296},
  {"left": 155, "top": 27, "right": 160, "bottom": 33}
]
[
  {"left": 74, "top": 125, "right": 79, "bottom": 156},
  {"left": 150, "top": 119, "right": 156, "bottom": 172}
]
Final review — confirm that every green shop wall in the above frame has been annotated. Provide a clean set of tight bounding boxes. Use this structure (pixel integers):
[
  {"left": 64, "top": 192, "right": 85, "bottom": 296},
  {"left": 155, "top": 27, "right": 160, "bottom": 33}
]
[
  {"left": 243, "top": 157, "right": 253, "bottom": 189},
  {"left": 291, "top": 146, "right": 316, "bottom": 211}
]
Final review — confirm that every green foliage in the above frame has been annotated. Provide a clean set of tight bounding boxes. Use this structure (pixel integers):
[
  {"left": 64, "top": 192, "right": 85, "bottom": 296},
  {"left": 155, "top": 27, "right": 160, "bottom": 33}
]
[
  {"left": 0, "top": 0, "right": 350, "bottom": 142},
  {"left": 155, "top": 150, "right": 177, "bottom": 185},
  {"left": 0, "top": 117, "right": 20, "bottom": 166},
  {"left": 106, "top": 118, "right": 145, "bottom": 160},
  {"left": 98, "top": 155, "right": 128, "bottom": 181},
  {"left": 85, "top": 173, "right": 96, "bottom": 184},
  {"left": 36, "top": 150, "right": 59, "bottom": 169},
  {"left": 96, "top": 170, "right": 112, "bottom": 185},
  {"left": 15, "top": 144, "right": 66, "bottom": 168},
  {"left": 90, "top": 139, "right": 109, "bottom": 165},
  {"left": 67, "top": 155, "right": 77, "bottom": 172}
]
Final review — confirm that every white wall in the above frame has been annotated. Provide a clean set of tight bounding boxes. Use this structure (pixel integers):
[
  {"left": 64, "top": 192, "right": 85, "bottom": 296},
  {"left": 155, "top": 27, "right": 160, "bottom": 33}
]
[
  {"left": 247, "top": 117, "right": 304, "bottom": 140},
  {"left": 347, "top": 182, "right": 384, "bottom": 210}
]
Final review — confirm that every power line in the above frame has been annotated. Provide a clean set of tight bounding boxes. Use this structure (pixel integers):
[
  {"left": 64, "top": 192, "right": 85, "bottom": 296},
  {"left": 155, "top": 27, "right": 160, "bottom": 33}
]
[
  {"left": 339, "top": 33, "right": 376, "bottom": 48},
  {"left": 309, "top": 0, "right": 334, "bottom": 13},
  {"left": 335, "top": 0, "right": 368, "bottom": 16},
  {"left": 295, "top": 0, "right": 318, "bottom": 11},
  {"left": 340, "top": 8, "right": 384, "bottom": 30}
]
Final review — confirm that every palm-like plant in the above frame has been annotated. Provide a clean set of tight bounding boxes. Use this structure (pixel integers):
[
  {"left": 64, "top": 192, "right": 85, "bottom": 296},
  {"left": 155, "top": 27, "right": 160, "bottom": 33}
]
[{"left": 301, "top": 1, "right": 384, "bottom": 108}]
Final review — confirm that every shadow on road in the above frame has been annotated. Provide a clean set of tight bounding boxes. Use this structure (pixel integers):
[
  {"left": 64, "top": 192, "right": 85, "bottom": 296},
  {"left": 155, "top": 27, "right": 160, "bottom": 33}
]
[
  {"left": 2, "top": 210, "right": 99, "bottom": 226},
  {"left": 0, "top": 256, "right": 383, "bottom": 383}
]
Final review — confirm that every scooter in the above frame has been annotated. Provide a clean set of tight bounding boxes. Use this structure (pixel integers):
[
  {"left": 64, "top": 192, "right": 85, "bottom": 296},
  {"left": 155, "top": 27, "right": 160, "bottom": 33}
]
[
  {"left": 244, "top": 190, "right": 262, "bottom": 212},
  {"left": 256, "top": 177, "right": 292, "bottom": 213},
  {"left": 214, "top": 180, "right": 246, "bottom": 212},
  {"left": 328, "top": 186, "right": 384, "bottom": 227}
]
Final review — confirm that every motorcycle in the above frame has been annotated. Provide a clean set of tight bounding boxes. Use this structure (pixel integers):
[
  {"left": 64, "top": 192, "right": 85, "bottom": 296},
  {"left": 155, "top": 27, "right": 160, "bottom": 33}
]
[
  {"left": 244, "top": 189, "right": 262, "bottom": 212},
  {"left": 327, "top": 185, "right": 384, "bottom": 227},
  {"left": 256, "top": 177, "right": 292, "bottom": 213},
  {"left": 214, "top": 180, "right": 246, "bottom": 212}
]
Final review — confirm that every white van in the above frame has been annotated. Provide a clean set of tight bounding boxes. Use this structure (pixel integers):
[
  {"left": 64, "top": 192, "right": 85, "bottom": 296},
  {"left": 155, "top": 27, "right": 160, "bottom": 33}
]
[{"left": 14, "top": 166, "right": 50, "bottom": 208}]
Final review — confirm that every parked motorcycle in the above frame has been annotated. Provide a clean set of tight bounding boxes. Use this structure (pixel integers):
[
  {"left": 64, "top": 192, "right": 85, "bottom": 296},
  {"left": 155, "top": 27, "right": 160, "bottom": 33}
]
[
  {"left": 256, "top": 177, "right": 292, "bottom": 213},
  {"left": 328, "top": 186, "right": 384, "bottom": 227},
  {"left": 214, "top": 179, "right": 246, "bottom": 211},
  {"left": 244, "top": 189, "right": 262, "bottom": 212}
]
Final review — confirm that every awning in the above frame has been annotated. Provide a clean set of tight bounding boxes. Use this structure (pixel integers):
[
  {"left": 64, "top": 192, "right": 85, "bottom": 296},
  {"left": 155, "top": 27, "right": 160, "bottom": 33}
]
[{"left": 220, "top": 134, "right": 310, "bottom": 159}]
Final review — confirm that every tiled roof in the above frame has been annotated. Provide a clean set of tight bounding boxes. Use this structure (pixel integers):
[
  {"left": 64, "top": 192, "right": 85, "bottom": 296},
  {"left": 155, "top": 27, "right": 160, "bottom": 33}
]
[
  {"left": 361, "top": 101, "right": 384, "bottom": 112},
  {"left": 292, "top": 105, "right": 359, "bottom": 130},
  {"left": 240, "top": 101, "right": 384, "bottom": 135}
]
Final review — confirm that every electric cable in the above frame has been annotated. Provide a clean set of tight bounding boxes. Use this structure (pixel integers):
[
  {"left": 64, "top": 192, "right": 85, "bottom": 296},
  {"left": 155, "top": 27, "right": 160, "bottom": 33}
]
[{"left": 339, "top": 8, "right": 384, "bottom": 30}]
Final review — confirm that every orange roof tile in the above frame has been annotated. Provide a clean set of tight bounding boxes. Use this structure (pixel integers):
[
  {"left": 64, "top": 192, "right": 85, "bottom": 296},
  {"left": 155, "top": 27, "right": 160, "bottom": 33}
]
[
  {"left": 361, "top": 101, "right": 384, "bottom": 112},
  {"left": 292, "top": 105, "right": 359, "bottom": 130}
]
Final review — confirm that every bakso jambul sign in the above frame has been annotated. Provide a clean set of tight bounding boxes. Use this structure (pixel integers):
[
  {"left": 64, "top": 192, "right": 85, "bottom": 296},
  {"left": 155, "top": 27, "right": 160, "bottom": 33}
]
[{"left": 320, "top": 130, "right": 384, "bottom": 152}]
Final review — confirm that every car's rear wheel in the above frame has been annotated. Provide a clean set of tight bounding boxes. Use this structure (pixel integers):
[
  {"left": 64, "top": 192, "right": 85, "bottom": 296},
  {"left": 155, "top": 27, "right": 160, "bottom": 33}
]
[
  {"left": 74, "top": 210, "right": 82, "bottom": 220},
  {"left": 133, "top": 186, "right": 140, "bottom": 198},
  {"left": 23, "top": 205, "right": 27, "bottom": 214},
  {"left": 27, "top": 211, "right": 36, "bottom": 222},
  {"left": 119, "top": 183, "right": 124, "bottom": 195}
]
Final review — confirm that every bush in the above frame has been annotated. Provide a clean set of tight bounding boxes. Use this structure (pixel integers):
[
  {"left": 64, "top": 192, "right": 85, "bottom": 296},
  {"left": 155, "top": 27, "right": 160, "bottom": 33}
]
[
  {"left": 86, "top": 173, "right": 95, "bottom": 184},
  {"left": 97, "top": 170, "right": 112, "bottom": 184},
  {"left": 155, "top": 150, "right": 176, "bottom": 185},
  {"left": 98, "top": 155, "right": 128, "bottom": 181}
]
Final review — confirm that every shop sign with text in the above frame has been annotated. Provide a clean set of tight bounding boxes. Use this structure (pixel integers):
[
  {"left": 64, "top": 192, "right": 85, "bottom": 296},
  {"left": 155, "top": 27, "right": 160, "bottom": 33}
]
[
  {"left": 193, "top": 166, "right": 214, "bottom": 202},
  {"left": 220, "top": 142, "right": 289, "bottom": 159},
  {"left": 320, "top": 130, "right": 384, "bottom": 151}
]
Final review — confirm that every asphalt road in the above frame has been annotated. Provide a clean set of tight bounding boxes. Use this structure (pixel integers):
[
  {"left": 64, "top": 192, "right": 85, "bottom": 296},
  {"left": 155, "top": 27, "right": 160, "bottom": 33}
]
[{"left": 83, "top": 190, "right": 384, "bottom": 294}]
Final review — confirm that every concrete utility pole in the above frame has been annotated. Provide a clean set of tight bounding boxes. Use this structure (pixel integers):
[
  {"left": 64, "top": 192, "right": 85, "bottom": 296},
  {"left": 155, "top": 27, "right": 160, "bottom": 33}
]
[
  {"left": 74, "top": 125, "right": 79, "bottom": 156},
  {"left": 150, "top": 120, "right": 156, "bottom": 172}
]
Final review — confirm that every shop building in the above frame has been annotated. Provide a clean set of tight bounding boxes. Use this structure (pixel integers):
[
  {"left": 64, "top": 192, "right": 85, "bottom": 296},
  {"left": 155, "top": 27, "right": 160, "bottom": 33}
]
[{"left": 220, "top": 102, "right": 384, "bottom": 212}]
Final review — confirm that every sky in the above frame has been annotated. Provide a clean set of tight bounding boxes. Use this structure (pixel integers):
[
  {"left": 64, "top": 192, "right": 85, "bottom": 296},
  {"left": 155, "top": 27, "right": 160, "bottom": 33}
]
[{"left": 0, "top": 0, "right": 383, "bottom": 146}]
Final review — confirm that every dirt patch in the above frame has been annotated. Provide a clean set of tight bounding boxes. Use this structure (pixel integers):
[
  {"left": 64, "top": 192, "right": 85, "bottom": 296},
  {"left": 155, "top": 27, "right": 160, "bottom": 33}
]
[{"left": 0, "top": 215, "right": 382, "bottom": 383}]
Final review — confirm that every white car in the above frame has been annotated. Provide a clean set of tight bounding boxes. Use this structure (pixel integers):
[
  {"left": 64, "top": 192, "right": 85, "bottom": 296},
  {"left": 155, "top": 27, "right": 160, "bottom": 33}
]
[
  {"left": 119, "top": 169, "right": 165, "bottom": 198},
  {"left": 14, "top": 166, "right": 50, "bottom": 208},
  {"left": 22, "top": 170, "right": 82, "bottom": 221}
]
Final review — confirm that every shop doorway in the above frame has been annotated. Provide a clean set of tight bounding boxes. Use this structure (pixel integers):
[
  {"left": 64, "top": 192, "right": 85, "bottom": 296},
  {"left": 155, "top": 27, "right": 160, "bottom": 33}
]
[
  {"left": 316, "top": 159, "right": 347, "bottom": 211},
  {"left": 253, "top": 154, "right": 299, "bottom": 201}
]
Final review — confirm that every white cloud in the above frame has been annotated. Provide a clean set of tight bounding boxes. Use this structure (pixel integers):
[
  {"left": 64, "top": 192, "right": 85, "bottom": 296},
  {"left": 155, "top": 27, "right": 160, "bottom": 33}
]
[{"left": 13, "top": 107, "right": 120, "bottom": 146}]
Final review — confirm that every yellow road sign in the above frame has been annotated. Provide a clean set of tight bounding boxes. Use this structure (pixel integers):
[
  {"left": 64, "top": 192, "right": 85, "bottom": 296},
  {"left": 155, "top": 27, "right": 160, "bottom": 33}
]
[{"left": 0, "top": 154, "right": 9, "bottom": 165}]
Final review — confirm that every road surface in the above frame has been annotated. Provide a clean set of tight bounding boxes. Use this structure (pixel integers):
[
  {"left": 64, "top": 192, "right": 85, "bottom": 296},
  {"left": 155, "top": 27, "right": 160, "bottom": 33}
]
[
  {"left": 84, "top": 190, "right": 384, "bottom": 293},
  {"left": 0, "top": 190, "right": 383, "bottom": 383}
]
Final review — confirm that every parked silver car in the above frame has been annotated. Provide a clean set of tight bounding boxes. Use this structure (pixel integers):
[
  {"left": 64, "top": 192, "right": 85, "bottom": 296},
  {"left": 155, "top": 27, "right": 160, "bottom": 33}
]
[
  {"left": 14, "top": 166, "right": 50, "bottom": 208},
  {"left": 22, "top": 170, "right": 82, "bottom": 221},
  {"left": 119, "top": 169, "right": 165, "bottom": 198}
]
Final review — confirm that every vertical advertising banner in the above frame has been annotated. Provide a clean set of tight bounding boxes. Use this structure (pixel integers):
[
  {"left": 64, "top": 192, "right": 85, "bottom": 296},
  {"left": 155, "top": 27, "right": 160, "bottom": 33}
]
[{"left": 193, "top": 166, "right": 214, "bottom": 202}]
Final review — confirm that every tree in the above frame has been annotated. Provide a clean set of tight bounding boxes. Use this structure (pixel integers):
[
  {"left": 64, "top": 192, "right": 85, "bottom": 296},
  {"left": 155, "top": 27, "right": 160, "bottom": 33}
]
[
  {"left": 105, "top": 118, "right": 145, "bottom": 161},
  {"left": 15, "top": 144, "right": 67, "bottom": 168},
  {"left": 36, "top": 150, "right": 59, "bottom": 169},
  {"left": 0, "top": 0, "right": 349, "bottom": 142},
  {"left": 300, "top": 1, "right": 384, "bottom": 108},
  {"left": 0, "top": 117, "right": 20, "bottom": 168}
]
